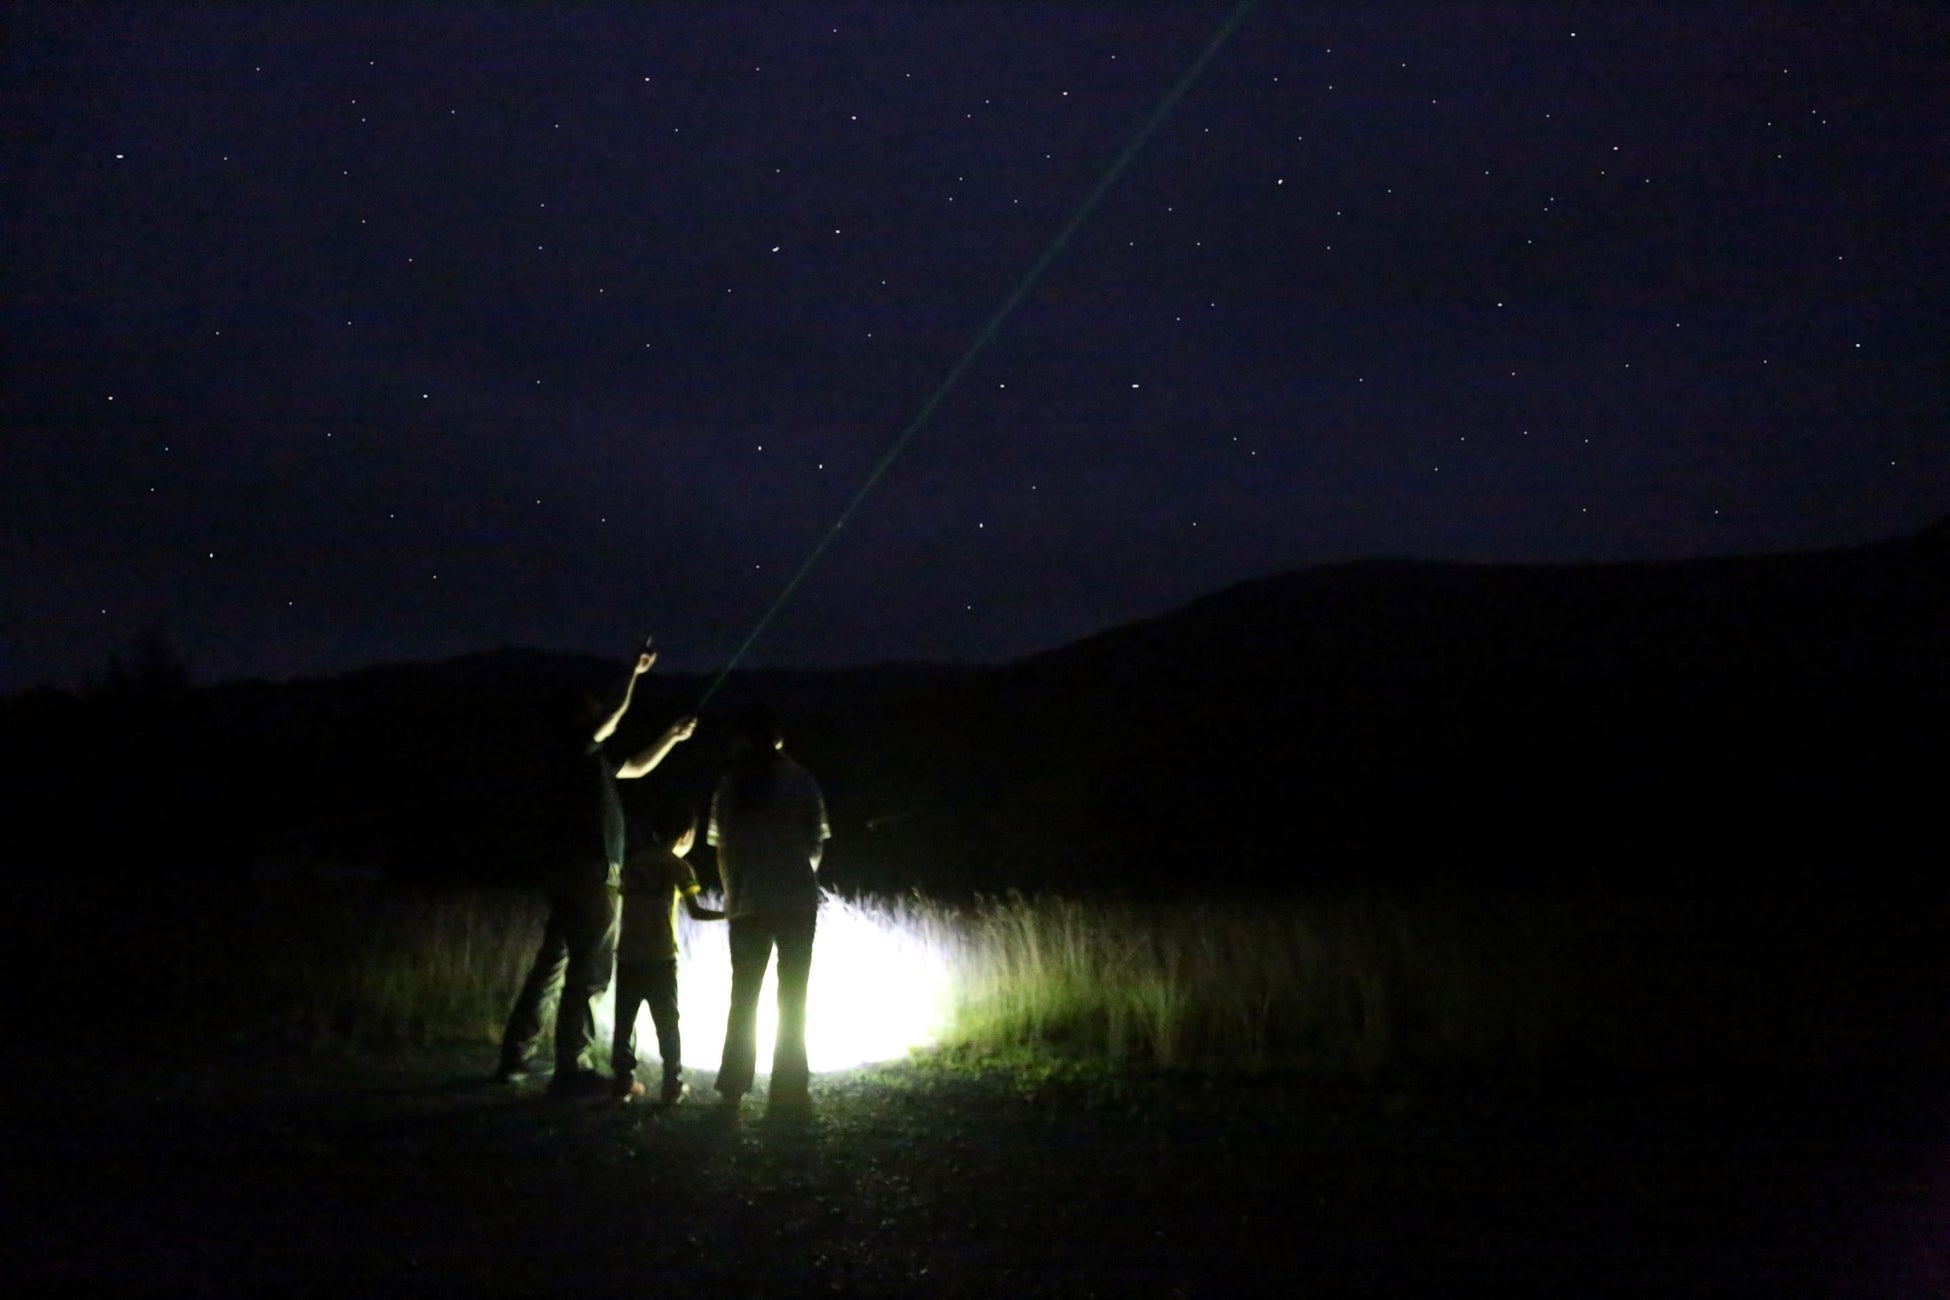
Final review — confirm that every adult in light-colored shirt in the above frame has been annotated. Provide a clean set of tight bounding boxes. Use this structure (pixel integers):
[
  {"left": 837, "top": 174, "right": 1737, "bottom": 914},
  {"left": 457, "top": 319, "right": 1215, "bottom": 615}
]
[{"left": 708, "top": 707, "right": 829, "bottom": 1113}]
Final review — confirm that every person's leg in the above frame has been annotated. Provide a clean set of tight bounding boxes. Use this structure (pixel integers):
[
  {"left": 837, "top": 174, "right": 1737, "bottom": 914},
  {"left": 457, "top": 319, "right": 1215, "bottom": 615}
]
[
  {"left": 554, "top": 886, "right": 620, "bottom": 1077},
  {"left": 499, "top": 900, "right": 570, "bottom": 1074},
  {"left": 644, "top": 959, "right": 682, "bottom": 1091},
  {"left": 611, "top": 961, "right": 650, "bottom": 1079},
  {"left": 718, "top": 917, "right": 774, "bottom": 1100},
  {"left": 770, "top": 906, "right": 818, "bottom": 1105}
]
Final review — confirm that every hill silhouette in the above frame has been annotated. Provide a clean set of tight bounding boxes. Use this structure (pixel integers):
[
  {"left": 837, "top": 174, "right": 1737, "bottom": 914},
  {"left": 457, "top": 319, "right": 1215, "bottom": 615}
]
[
  {"left": 6, "top": 519, "right": 1942, "bottom": 899},
  {"left": 966, "top": 517, "right": 1946, "bottom": 894}
]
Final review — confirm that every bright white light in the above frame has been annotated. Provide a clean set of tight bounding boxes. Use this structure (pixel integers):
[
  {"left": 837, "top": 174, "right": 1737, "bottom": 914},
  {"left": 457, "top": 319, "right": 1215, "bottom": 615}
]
[{"left": 596, "top": 889, "right": 957, "bottom": 1078}]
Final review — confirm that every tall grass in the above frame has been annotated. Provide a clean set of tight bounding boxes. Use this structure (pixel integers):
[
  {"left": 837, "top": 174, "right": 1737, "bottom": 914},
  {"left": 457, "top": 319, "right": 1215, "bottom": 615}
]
[
  {"left": 938, "top": 892, "right": 1559, "bottom": 1075},
  {"left": 113, "top": 878, "right": 1939, "bottom": 1081},
  {"left": 139, "top": 881, "right": 550, "bottom": 1048}
]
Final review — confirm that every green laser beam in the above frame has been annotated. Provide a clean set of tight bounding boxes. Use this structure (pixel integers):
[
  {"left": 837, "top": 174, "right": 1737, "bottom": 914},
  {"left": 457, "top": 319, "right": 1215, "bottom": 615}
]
[{"left": 698, "top": 0, "right": 1259, "bottom": 711}]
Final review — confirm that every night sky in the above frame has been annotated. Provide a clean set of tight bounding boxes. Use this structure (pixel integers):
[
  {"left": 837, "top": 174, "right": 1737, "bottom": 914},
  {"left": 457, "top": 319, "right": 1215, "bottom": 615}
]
[{"left": 5, "top": 3, "right": 1946, "bottom": 691}]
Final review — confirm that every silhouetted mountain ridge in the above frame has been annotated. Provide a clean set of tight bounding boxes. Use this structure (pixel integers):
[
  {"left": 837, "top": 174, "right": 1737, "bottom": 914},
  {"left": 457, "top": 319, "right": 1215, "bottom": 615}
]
[
  {"left": 1018, "top": 525, "right": 1944, "bottom": 696},
  {"left": 970, "top": 521, "right": 1943, "bottom": 892},
  {"left": 5, "top": 520, "right": 1942, "bottom": 896}
]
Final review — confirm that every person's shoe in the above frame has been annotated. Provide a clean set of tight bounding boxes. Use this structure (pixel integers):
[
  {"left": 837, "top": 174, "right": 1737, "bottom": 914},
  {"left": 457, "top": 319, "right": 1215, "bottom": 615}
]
[
  {"left": 494, "top": 1057, "right": 538, "bottom": 1084},
  {"left": 613, "top": 1075, "right": 647, "bottom": 1103},
  {"left": 658, "top": 1079, "right": 689, "bottom": 1108}
]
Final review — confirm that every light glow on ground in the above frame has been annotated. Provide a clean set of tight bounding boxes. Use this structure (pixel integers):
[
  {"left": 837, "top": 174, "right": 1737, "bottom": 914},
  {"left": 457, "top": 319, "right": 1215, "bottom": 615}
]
[{"left": 596, "top": 890, "right": 958, "bottom": 1078}]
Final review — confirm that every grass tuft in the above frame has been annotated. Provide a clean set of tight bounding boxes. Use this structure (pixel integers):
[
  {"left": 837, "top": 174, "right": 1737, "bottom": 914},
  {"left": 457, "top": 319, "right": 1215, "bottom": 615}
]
[{"left": 91, "top": 877, "right": 1941, "bottom": 1084}]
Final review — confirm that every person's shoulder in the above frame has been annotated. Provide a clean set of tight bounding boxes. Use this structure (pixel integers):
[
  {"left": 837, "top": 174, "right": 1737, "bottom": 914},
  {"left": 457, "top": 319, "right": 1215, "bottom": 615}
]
[
  {"left": 787, "top": 756, "right": 825, "bottom": 797},
  {"left": 582, "top": 735, "right": 624, "bottom": 773},
  {"left": 625, "top": 842, "right": 681, "bottom": 882},
  {"left": 652, "top": 844, "right": 690, "bottom": 877}
]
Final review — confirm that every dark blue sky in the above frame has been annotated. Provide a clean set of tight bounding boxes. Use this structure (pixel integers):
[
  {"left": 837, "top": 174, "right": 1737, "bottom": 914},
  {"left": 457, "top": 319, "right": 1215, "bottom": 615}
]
[{"left": 5, "top": 3, "right": 1946, "bottom": 690}]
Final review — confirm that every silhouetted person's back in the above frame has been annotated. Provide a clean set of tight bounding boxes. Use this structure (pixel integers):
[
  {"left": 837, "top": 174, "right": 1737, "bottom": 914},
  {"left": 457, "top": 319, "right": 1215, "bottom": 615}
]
[{"left": 709, "top": 707, "right": 829, "bottom": 1113}]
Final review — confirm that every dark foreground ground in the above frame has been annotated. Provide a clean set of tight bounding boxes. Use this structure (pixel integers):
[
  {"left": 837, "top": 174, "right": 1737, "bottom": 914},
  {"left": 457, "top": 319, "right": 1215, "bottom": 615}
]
[{"left": 4, "top": 1047, "right": 1946, "bottom": 1298}]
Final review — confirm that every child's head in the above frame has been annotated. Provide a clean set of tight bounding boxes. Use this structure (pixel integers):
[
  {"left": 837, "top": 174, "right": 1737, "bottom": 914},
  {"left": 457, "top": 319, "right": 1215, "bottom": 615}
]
[
  {"left": 648, "top": 795, "right": 698, "bottom": 856},
  {"left": 741, "top": 705, "right": 785, "bottom": 753}
]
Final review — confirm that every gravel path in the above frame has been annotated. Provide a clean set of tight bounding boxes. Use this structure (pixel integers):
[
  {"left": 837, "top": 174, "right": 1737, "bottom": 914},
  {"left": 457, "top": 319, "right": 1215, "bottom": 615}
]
[{"left": 5, "top": 1047, "right": 1943, "bottom": 1296}]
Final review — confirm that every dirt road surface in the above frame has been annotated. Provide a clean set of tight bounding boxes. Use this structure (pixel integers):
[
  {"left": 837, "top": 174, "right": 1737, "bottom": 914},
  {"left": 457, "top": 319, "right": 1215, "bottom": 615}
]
[{"left": 5, "top": 1047, "right": 1944, "bottom": 1296}]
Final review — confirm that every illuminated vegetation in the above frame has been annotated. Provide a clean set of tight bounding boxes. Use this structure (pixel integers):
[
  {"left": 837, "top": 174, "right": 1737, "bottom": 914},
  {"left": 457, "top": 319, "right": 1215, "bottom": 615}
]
[
  {"left": 116, "top": 880, "right": 1931, "bottom": 1084},
  {"left": 146, "top": 883, "right": 549, "bottom": 1047},
  {"left": 938, "top": 893, "right": 1557, "bottom": 1075}
]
